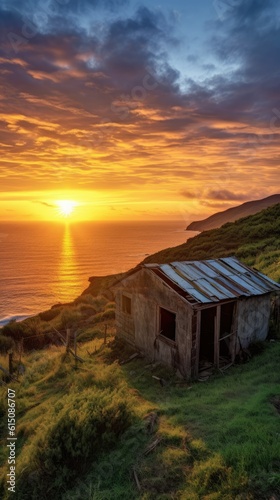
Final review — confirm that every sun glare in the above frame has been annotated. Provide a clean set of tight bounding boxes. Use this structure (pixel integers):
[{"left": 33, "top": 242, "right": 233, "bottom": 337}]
[{"left": 56, "top": 200, "right": 77, "bottom": 218}]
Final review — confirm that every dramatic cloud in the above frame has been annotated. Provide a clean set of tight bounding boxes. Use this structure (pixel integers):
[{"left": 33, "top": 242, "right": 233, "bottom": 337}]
[{"left": 0, "top": 0, "right": 279, "bottom": 219}]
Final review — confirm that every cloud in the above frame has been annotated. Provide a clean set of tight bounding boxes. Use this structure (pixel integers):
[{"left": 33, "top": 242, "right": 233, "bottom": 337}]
[
  {"left": 33, "top": 201, "right": 56, "bottom": 207},
  {"left": 206, "top": 190, "right": 249, "bottom": 201},
  {"left": 0, "top": 1, "right": 279, "bottom": 201},
  {"left": 180, "top": 190, "right": 197, "bottom": 199},
  {"left": 181, "top": 189, "right": 251, "bottom": 202}
]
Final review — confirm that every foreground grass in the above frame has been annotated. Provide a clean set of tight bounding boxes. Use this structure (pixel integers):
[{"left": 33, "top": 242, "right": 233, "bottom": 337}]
[{"left": 1, "top": 333, "right": 279, "bottom": 499}]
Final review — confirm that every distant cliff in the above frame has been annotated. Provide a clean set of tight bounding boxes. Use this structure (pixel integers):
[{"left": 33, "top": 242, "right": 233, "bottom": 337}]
[{"left": 186, "top": 194, "right": 280, "bottom": 231}]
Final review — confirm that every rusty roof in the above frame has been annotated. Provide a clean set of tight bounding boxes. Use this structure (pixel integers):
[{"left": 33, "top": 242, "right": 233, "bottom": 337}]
[{"left": 144, "top": 256, "right": 280, "bottom": 305}]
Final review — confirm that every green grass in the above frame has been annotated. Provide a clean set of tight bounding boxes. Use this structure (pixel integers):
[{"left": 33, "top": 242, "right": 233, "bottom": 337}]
[
  {"left": 142, "top": 203, "right": 280, "bottom": 282},
  {"left": 1, "top": 337, "right": 279, "bottom": 499},
  {"left": 0, "top": 203, "right": 280, "bottom": 498}
]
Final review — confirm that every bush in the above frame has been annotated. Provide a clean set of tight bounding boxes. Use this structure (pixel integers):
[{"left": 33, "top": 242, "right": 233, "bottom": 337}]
[
  {"left": 104, "top": 302, "right": 115, "bottom": 311},
  {"left": 1, "top": 318, "right": 54, "bottom": 351},
  {"left": 74, "top": 295, "right": 107, "bottom": 311},
  {"left": 39, "top": 308, "right": 61, "bottom": 322},
  {"left": 0, "top": 334, "right": 15, "bottom": 353},
  {"left": 1, "top": 321, "right": 26, "bottom": 341},
  {"left": 77, "top": 329, "right": 102, "bottom": 342},
  {"left": 60, "top": 308, "right": 81, "bottom": 329},
  {"left": 74, "top": 294, "right": 98, "bottom": 306},
  {"left": 101, "top": 309, "right": 115, "bottom": 321},
  {"left": 93, "top": 309, "right": 115, "bottom": 324},
  {"left": 24, "top": 317, "right": 43, "bottom": 336},
  {"left": 16, "top": 388, "right": 133, "bottom": 498},
  {"left": 79, "top": 305, "right": 97, "bottom": 318}
]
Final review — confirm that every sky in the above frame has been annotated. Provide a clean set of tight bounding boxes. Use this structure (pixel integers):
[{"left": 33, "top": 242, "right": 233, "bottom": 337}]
[{"left": 0, "top": 0, "right": 279, "bottom": 221}]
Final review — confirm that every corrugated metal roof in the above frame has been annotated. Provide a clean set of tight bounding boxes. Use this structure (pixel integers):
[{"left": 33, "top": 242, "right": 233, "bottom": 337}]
[{"left": 144, "top": 256, "right": 280, "bottom": 305}]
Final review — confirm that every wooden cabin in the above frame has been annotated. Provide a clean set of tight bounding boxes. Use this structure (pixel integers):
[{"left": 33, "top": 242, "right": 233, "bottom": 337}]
[{"left": 113, "top": 257, "right": 280, "bottom": 379}]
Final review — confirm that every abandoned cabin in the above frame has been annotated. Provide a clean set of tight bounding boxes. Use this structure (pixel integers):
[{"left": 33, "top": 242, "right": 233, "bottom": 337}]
[{"left": 114, "top": 256, "right": 280, "bottom": 379}]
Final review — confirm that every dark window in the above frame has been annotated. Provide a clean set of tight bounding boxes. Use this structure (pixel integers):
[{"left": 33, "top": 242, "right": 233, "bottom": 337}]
[
  {"left": 122, "top": 295, "right": 131, "bottom": 315},
  {"left": 159, "top": 307, "right": 176, "bottom": 342}
]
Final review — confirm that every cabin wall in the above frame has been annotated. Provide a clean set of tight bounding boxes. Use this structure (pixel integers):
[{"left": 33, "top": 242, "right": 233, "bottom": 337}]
[
  {"left": 236, "top": 295, "right": 271, "bottom": 348},
  {"left": 115, "top": 269, "right": 193, "bottom": 378}
]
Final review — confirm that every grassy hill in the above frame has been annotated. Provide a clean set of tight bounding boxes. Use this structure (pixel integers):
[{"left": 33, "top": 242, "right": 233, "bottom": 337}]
[
  {"left": 0, "top": 203, "right": 280, "bottom": 499},
  {"left": 186, "top": 194, "right": 280, "bottom": 231},
  {"left": 0, "top": 331, "right": 280, "bottom": 499},
  {"left": 142, "top": 203, "right": 280, "bottom": 283}
]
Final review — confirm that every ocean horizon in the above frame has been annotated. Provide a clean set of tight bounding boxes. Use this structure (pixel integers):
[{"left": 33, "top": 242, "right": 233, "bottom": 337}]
[{"left": 0, "top": 220, "right": 198, "bottom": 325}]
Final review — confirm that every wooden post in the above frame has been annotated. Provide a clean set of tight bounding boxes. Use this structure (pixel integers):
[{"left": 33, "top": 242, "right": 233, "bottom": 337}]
[
  {"left": 8, "top": 352, "right": 13, "bottom": 375},
  {"left": 214, "top": 306, "right": 221, "bottom": 367},
  {"left": 104, "top": 324, "right": 107, "bottom": 345},
  {"left": 66, "top": 328, "right": 70, "bottom": 353}
]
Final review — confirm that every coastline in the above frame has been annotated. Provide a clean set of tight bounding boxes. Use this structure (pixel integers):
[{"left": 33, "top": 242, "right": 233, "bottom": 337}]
[{"left": 0, "top": 314, "right": 32, "bottom": 328}]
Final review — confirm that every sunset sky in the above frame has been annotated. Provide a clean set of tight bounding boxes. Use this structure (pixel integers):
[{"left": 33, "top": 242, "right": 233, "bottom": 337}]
[{"left": 0, "top": 0, "right": 279, "bottom": 221}]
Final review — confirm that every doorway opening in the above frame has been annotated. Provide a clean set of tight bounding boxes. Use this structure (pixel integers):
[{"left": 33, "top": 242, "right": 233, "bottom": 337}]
[
  {"left": 199, "top": 307, "right": 216, "bottom": 363},
  {"left": 219, "top": 302, "right": 235, "bottom": 360}
]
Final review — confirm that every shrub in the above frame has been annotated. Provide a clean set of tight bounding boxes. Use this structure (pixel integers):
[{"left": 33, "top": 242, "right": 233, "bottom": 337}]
[
  {"left": 60, "top": 308, "right": 81, "bottom": 329},
  {"left": 74, "top": 295, "right": 107, "bottom": 311},
  {"left": 0, "top": 334, "right": 15, "bottom": 353},
  {"left": 73, "top": 294, "right": 94, "bottom": 306},
  {"left": 16, "top": 388, "right": 133, "bottom": 498},
  {"left": 24, "top": 317, "right": 43, "bottom": 336},
  {"left": 79, "top": 305, "right": 97, "bottom": 317},
  {"left": 101, "top": 309, "right": 115, "bottom": 321},
  {"left": 93, "top": 309, "right": 115, "bottom": 324},
  {"left": 104, "top": 302, "right": 115, "bottom": 311},
  {"left": 39, "top": 308, "right": 61, "bottom": 322},
  {"left": 77, "top": 329, "right": 102, "bottom": 342},
  {"left": 1, "top": 320, "right": 26, "bottom": 341}
]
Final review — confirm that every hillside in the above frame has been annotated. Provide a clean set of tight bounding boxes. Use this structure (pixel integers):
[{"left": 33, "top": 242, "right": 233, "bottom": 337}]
[
  {"left": 186, "top": 194, "right": 280, "bottom": 232},
  {"left": 0, "top": 204, "right": 280, "bottom": 499},
  {"left": 142, "top": 203, "right": 280, "bottom": 283},
  {"left": 1, "top": 330, "right": 280, "bottom": 499}
]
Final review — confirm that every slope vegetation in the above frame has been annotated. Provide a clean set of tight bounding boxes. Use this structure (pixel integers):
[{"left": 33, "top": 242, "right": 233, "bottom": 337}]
[{"left": 143, "top": 203, "right": 280, "bottom": 282}]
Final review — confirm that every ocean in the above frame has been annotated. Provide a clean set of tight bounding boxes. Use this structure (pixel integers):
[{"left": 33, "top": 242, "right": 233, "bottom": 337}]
[{"left": 0, "top": 221, "right": 197, "bottom": 325}]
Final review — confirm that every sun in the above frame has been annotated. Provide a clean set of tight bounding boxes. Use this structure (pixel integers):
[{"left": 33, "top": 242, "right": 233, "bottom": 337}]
[{"left": 56, "top": 200, "right": 77, "bottom": 218}]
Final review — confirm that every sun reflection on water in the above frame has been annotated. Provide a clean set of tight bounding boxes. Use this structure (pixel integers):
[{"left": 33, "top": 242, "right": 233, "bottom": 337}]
[{"left": 56, "top": 224, "right": 77, "bottom": 302}]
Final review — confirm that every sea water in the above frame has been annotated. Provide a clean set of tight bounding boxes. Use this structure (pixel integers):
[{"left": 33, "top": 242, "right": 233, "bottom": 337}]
[{"left": 0, "top": 221, "right": 197, "bottom": 324}]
